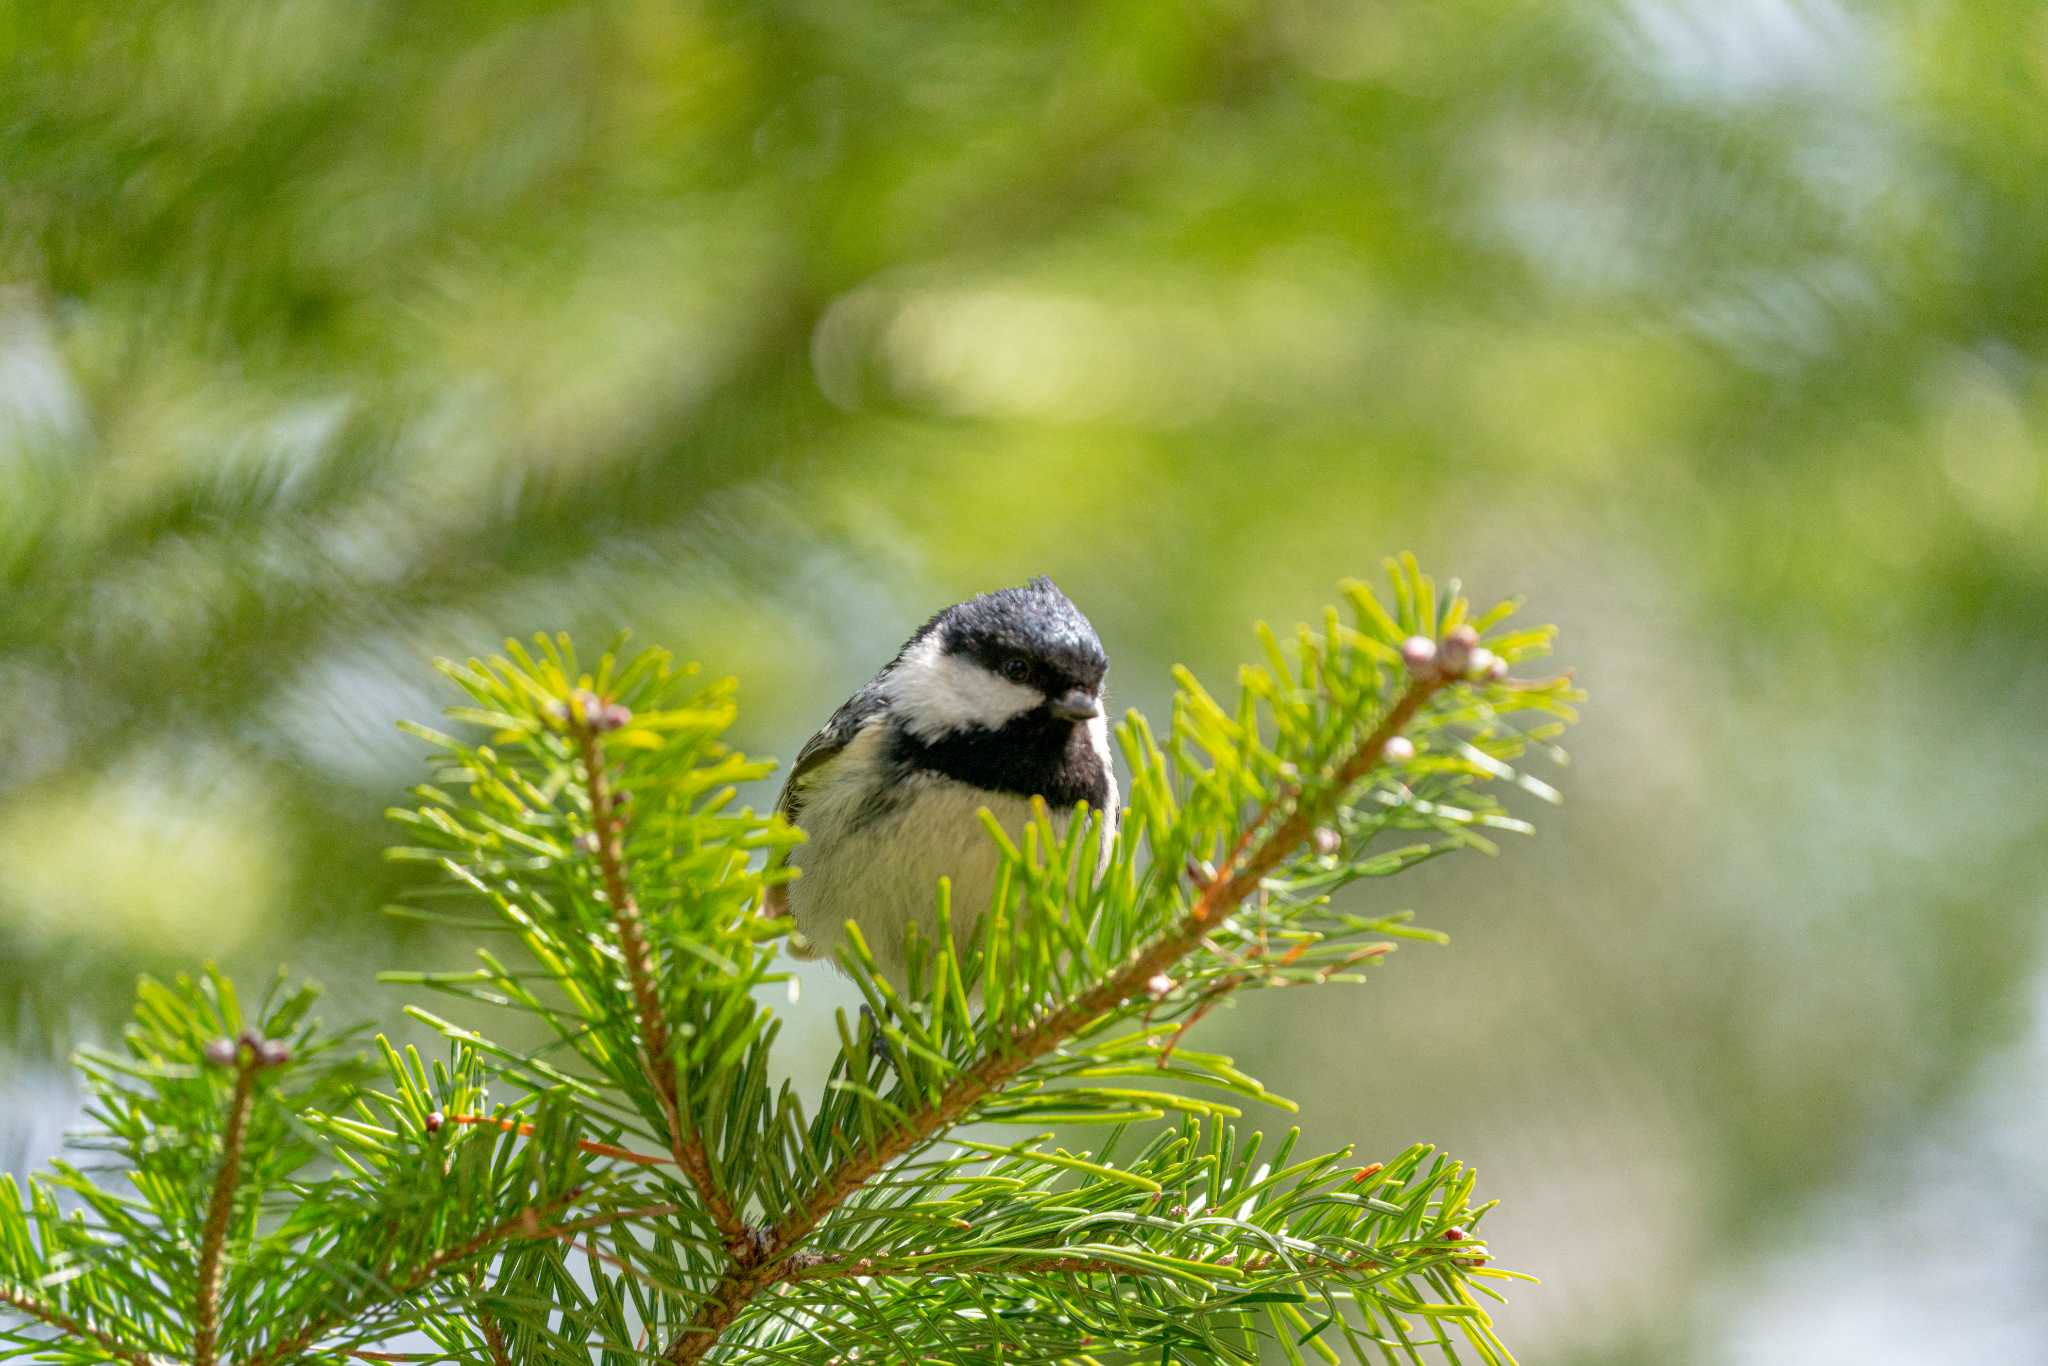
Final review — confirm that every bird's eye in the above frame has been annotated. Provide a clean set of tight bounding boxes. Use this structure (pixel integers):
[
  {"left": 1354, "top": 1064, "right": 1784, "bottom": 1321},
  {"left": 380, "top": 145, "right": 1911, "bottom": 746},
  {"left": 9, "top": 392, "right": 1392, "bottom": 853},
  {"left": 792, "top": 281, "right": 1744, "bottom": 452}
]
[{"left": 999, "top": 657, "right": 1030, "bottom": 683}]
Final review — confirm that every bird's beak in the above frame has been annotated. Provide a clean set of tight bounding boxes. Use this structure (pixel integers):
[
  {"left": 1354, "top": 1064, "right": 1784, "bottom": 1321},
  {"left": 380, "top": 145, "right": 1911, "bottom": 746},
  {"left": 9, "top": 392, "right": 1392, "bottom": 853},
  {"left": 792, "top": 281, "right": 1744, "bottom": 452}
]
[{"left": 1050, "top": 688, "right": 1101, "bottom": 722}]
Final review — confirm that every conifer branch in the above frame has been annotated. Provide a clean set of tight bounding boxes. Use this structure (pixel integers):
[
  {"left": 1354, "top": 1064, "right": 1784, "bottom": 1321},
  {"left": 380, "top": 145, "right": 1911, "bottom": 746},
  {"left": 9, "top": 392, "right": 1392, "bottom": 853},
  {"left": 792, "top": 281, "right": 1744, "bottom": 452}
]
[
  {"left": 467, "top": 1270, "right": 511, "bottom": 1366},
  {"left": 3, "top": 572, "right": 1570, "bottom": 1366},
  {"left": 569, "top": 704, "right": 749, "bottom": 1255},
  {"left": 193, "top": 1052, "right": 259, "bottom": 1366},
  {"left": 0, "top": 1285, "right": 163, "bottom": 1366},
  {"left": 474, "top": 1313, "right": 510, "bottom": 1366},
  {"left": 779, "top": 1243, "right": 1467, "bottom": 1282},
  {"left": 533, "top": 1203, "right": 689, "bottom": 1241},
  {"left": 661, "top": 672, "right": 1450, "bottom": 1362},
  {"left": 443, "top": 1112, "right": 676, "bottom": 1167},
  {"left": 242, "top": 1186, "right": 588, "bottom": 1366}
]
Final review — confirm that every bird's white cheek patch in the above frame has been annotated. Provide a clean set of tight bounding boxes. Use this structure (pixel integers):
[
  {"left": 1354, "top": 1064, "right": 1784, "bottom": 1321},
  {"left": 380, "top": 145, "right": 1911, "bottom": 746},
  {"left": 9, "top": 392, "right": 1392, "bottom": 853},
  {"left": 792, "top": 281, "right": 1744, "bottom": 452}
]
[
  {"left": 1084, "top": 713, "right": 1113, "bottom": 770},
  {"left": 892, "top": 636, "right": 1042, "bottom": 738}
]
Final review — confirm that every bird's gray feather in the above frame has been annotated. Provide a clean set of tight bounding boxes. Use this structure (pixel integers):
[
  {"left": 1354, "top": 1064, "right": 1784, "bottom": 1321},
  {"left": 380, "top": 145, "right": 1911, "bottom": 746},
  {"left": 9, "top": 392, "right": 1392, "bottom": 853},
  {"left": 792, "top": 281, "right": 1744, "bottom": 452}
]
[
  {"left": 765, "top": 679, "right": 889, "bottom": 923},
  {"left": 776, "top": 681, "right": 889, "bottom": 826}
]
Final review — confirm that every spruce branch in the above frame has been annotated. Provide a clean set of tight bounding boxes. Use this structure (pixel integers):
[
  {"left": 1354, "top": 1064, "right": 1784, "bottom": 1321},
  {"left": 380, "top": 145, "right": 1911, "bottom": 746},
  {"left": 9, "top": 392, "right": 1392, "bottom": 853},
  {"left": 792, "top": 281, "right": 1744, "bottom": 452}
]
[
  {"left": 661, "top": 665, "right": 1454, "bottom": 1362},
  {"left": 240, "top": 1185, "right": 589, "bottom": 1366},
  {"left": 2, "top": 559, "right": 1575, "bottom": 1366},
  {"left": 440, "top": 1111, "right": 677, "bottom": 1167},
  {"left": 465, "top": 1269, "right": 511, "bottom": 1366},
  {"left": 568, "top": 696, "right": 749, "bottom": 1254},
  {"left": 0, "top": 1285, "right": 163, "bottom": 1366},
  {"left": 193, "top": 1039, "right": 264, "bottom": 1366}
]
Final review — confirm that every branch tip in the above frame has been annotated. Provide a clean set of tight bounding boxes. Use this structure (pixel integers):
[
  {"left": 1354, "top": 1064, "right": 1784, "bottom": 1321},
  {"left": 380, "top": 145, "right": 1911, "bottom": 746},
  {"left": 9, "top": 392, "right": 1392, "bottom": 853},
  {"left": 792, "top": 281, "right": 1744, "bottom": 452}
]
[
  {"left": 571, "top": 716, "right": 749, "bottom": 1256},
  {"left": 194, "top": 1057, "right": 260, "bottom": 1366}
]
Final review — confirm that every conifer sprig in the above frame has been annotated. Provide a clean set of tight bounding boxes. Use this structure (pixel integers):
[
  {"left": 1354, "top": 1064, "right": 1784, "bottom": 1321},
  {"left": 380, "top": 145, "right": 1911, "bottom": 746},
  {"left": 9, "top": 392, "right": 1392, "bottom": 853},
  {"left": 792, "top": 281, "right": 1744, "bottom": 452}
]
[
  {"left": 565, "top": 686, "right": 750, "bottom": 1254},
  {"left": 1, "top": 557, "right": 1578, "bottom": 1365}
]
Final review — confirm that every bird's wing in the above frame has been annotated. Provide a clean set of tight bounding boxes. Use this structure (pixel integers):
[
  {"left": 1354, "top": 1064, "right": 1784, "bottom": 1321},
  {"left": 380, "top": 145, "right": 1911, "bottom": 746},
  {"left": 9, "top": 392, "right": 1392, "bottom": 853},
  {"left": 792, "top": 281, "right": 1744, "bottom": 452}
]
[{"left": 762, "top": 681, "right": 888, "bottom": 917}]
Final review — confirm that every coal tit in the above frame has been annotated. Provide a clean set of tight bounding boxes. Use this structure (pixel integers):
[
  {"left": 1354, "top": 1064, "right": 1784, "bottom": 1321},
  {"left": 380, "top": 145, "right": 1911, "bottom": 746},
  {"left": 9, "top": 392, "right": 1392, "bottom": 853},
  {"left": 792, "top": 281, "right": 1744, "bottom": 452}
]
[{"left": 766, "top": 578, "right": 1118, "bottom": 983}]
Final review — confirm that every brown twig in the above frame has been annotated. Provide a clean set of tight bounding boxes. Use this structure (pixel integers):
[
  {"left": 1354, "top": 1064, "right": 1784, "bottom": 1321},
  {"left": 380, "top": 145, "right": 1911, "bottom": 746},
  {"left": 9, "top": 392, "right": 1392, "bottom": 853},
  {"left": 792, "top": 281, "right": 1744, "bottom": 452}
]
[
  {"left": 0, "top": 1285, "right": 163, "bottom": 1366},
  {"left": 1153, "top": 939, "right": 1388, "bottom": 1066},
  {"left": 660, "top": 673, "right": 1447, "bottom": 1362},
  {"left": 777, "top": 1241, "right": 1442, "bottom": 1284},
  {"left": 571, "top": 715, "right": 750, "bottom": 1256},
  {"left": 193, "top": 1054, "right": 259, "bottom": 1366},
  {"left": 443, "top": 1113, "right": 676, "bottom": 1168},
  {"left": 240, "top": 1186, "right": 587, "bottom": 1366},
  {"left": 475, "top": 1311, "right": 512, "bottom": 1366},
  {"left": 467, "top": 1267, "right": 512, "bottom": 1366},
  {"left": 529, "top": 1202, "right": 687, "bottom": 1242}
]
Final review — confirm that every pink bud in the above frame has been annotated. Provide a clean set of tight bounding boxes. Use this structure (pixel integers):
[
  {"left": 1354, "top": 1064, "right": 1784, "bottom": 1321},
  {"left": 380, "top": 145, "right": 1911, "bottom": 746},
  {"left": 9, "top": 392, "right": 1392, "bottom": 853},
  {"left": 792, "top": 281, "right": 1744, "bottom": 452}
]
[
  {"left": 574, "top": 831, "right": 600, "bottom": 855},
  {"left": 596, "top": 702, "right": 632, "bottom": 733},
  {"left": 202, "top": 1038, "right": 238, "bottom": 1068},
  {"left": 1383, "top": 736, "right": 1415, "bottom": 764},
  {"left": 424, "top": 1110, "right": 445, "bottom": 1134},
  {"left": 1442, "top": 1226, "right": 1467, "bottom": 1242},
  {"left": 256, "top": 1039, "right": 291, "bottom": 1068},
  {"left": 1438, "top": 626, "right": 1478, "bottom": 676},
  {"left": 1146, "top": 972, "right": 1175, "bottom": 1000},
  {"left": 1400, "top": 636, "right": 1437, "bottom": 672},
  {"left": 1310, "top": 826, "right": 1341, "bottom": 857},
  {"left": 1485, "top": 653, "right": 1509, "bottom": 681},
  {"left": 1466, "top": 647, "right": 1497, "bottom": 680}
]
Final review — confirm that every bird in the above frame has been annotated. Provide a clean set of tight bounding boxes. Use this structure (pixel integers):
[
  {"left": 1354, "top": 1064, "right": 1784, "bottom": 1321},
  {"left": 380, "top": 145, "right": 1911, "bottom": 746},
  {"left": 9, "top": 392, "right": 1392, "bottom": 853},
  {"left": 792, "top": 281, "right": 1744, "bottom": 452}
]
[{"left": 765, "top": 577, "right": 1119, "bottom": 985}]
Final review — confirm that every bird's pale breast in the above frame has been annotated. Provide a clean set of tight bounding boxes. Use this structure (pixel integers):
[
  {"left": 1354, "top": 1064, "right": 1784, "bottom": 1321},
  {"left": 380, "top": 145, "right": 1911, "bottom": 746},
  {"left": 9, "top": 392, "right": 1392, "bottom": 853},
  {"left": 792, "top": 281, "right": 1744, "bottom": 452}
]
[{"left": 786, "top": 719, "right": 1116, "bottom": 984}]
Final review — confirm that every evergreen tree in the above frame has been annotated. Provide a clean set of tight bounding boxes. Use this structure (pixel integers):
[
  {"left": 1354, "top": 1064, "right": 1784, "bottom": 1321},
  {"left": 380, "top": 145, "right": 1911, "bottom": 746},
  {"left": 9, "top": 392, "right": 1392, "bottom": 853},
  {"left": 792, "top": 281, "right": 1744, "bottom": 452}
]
[{"left": 2, "top": 557, "right": 1578, "bottom": 1364}]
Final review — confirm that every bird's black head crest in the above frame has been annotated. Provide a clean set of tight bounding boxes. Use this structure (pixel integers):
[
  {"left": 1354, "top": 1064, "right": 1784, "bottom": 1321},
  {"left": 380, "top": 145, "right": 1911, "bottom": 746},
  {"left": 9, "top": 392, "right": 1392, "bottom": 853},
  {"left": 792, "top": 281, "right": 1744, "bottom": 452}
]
[{"left": 920, "top": 577, "right": 1107, "bottom": 694}]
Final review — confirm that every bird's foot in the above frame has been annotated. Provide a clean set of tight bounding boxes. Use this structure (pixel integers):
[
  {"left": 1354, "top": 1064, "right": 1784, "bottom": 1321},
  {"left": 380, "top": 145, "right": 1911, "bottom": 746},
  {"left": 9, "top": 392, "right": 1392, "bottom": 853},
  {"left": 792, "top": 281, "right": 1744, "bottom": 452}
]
[{"left": 858, "top": 1003, "right": 891, "bottom": 1069}]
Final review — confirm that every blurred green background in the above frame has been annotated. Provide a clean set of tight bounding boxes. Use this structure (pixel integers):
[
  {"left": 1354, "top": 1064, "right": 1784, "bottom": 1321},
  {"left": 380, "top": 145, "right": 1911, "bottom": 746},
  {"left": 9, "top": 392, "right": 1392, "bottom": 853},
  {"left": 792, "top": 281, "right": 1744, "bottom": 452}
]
[{"left": 3, "top": 1, "right": 2046, "bottom": 1360}]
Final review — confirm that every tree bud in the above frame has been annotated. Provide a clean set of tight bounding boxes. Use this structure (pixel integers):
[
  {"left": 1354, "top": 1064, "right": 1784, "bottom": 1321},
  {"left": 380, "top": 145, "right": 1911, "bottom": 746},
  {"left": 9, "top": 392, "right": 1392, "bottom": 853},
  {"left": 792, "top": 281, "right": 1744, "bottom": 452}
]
[
  {"left": 1146, "top": 973, "right": 1175, "bottom": 1000},
  {"left": 1310, "top": 826, "right": 1341, "bottom": 857},
  {"left": 202, "top": 1038, "right": 238, "bottom": 1068},
  {"left": 1382, "top": 736, "right": 1415, "bottom": 764},
  {"left": 556, "top": 689, "right": 630, "bottom": 732},
  {"left": 256, "top": 1039, "right": 292, "bottom": 1068},
  {"left": 1400, "top": 636, "right": 1437, "bottom": 672},
  {"left": 1438, "top": 625, "right": 1478, "bottom": 676},
  {"left": 424, "top": 1110, "right": 445, "bottom": 1134},
  {"left": 1466, "top": 647, "right": 1497, "bottom": 680}
]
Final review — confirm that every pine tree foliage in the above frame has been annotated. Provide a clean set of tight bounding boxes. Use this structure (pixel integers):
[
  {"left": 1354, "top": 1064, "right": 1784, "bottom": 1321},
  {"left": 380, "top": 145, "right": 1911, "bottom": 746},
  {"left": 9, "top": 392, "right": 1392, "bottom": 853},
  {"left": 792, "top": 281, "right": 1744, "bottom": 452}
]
[{"left": 2, "top": 557, "right": 1579, "bottom": 1365}]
